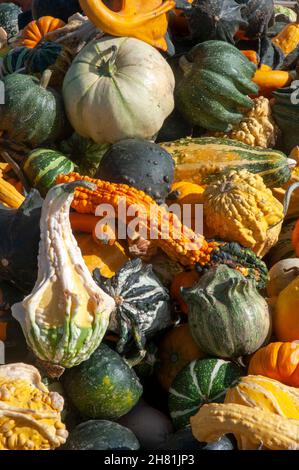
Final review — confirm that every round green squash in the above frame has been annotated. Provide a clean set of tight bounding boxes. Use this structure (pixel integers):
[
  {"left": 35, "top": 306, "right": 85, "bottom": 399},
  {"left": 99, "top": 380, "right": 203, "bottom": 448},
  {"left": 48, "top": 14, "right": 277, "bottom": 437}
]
[
  {"left": 159, "top": 426, "right": 236, "bottom": 450},
  {"left": 175, "top": 40, "right": 258, "bottom": 132},
  {"left": 63, "top": 420, "right": 140, "bottom": 450},
  {"left": 184, "top": 265, "right": 271, "bottom": 358},
  {"left": 168, "top": 358, "right": 243, "bottom": 429},
  {"left": 23, "top": 148, "right": 75, "bottom": 197},
  {"left": 63, "top": 343, "right": 143, "bottom": 420},
  {"left": 0, "top": 3, "right": 22, "bottom": 39},
  {"left": 0, "top": 71, "right": 70, "bottom": 147},
  {"left": 1, "top": 46, "right": 31, "bottom": 76},
  {"left": 25, "top": 42, "right": 64, "bottom": 76}
]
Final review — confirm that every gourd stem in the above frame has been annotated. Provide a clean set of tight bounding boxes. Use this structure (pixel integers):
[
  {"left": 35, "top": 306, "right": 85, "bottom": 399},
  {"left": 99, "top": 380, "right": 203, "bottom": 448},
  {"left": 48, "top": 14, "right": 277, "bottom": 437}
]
[
  {"left": 283, "top": 182, "right": 299, "bottom": 216},
  {"left": 287, "top": 158, "right": 297, "bottom": 169},
  {"left": 40, "top": 69, "right": 53, "bottom": 89},
  {"left": 98, "top": 46, "right": 118, "bottom": 77}
]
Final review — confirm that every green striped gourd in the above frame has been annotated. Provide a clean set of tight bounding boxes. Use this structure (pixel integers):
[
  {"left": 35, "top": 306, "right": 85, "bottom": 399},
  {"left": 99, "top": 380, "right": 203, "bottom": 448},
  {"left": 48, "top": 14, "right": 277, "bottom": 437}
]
[
  {"left": 168, "top": 358, "right": 243, "bottom": 429},
  {"left": 23, "top": 148, "right": 75, "bottom": 197},
  {"left": 175, "top": 41, "right": 258, "bottom": 131},
  {"left": 161, "top": 137, "right": 293, "bottom": 188},
  {"left": 184, "top": 265, "right": 271, "bottom": 359},
  {"left": 1, "top": 47, "right": 31, "bottom": 76}
]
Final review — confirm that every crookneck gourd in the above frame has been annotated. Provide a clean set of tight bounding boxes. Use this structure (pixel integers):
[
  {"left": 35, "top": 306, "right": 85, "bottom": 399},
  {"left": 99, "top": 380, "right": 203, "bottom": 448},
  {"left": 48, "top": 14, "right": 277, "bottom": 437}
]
[
  {"left": 203, "top": 169, "right": 284, "bottom": 257},
  {"left": 11, "top": 181, "right": 116, "bottom": 370},
  {"left": 93, "top": 258, "right": 172, "bottom": 363},
  {"left": 79, "top": 0, "right": 176, "bottom": 51},
  {"left": 190, "top": 403, "right": 299, "bottom": 450},
  {"left": 56, "top": 173, "right": 268, "bottom": 288},
  {"left": 0, "top": 363, "right": 67, "bottom": 450},
  {"left": 184, "top": 265, "right": 271, "bottom": 358}
]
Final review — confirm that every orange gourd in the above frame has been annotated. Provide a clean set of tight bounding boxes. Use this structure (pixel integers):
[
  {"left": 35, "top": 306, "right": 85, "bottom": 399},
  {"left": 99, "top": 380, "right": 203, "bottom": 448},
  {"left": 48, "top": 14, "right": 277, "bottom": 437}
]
[
  {"left": 252, "top": 69, "right": 293, "bottom": 97},
  {"left": 70, "top": 213, "right": 100, "bottom": 234},
  {"left": 156, "top": 323, "right": 205, "bottom": 390},
  {"left": 275, "top": 274, "right": 299, "bottom": 342},
  {"left": 248, "top": 341, "right": 299, "bottom": 387},
  {"left": 21, "top": 16, "right": 65, "bottom": 48},
  {"left": 292, "top": 219, "right": 299, "bottom": 256},
  {"left": 79, "top": 0, "right": 176, "bottom": 51},
  {"left": 241, "top": 50, "right": 258, "bottom": 65},
  {"left": 170, "top": 270, "right": 200, "bottom": 314}
]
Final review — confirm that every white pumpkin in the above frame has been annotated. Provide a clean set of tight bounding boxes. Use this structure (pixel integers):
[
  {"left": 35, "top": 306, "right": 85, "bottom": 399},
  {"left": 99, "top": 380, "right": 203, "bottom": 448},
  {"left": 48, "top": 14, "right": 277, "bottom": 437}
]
[{"left": 62, "top": 36, "right": 175, "bottom": 144}]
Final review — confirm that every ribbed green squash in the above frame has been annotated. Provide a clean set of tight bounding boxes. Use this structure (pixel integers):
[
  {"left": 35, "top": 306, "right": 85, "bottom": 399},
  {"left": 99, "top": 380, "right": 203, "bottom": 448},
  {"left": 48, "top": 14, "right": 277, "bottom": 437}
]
[
  {"left": 64, "top": 420, "right": 140, "bottom": 450},
  {"left": 0, "top": 3, "right": 21, "bottom": 39},
  {"left": 63, "top": 343, "right": 143, "bottom": 419},
  {"left": 168, "top": 358, "right": 243, "bottom": 429},
  {"left": 25, "top": 42, "right": 63, "bottom": 76},
  {"left": 1, "top": 46, "right": 31, "bottom": 76},
  {"left": 175, "top": 41, "right": 258, "bottom": 131},
  {"left": 23, "top": 148, "right": 75, "bottom": 197},
  {"left": 272, "top": 86, "right": 299, "bottom": 154},
  {"left": 0, "top": 71, "right": 70, "bottom": 147},
  {"left": 161, "top": 137, "right": 292, "bottom": 188},
  {"left": 184, "top": 265, "right": 271, "bottom": 358}
]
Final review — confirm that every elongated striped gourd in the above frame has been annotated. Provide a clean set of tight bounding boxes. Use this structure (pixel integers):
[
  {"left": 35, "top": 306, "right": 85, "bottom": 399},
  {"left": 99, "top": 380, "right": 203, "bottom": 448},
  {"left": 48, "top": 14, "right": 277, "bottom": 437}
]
[
  {"left": 161, "top": 137, "right": 293, "bottom": 188},
  {"left": 168, "top": 358, "right": 243, "bottom": 429}
]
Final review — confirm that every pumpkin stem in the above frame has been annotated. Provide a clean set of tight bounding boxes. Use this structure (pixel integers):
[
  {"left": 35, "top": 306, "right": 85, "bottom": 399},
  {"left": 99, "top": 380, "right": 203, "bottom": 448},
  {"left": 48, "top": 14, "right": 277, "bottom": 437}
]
[
  {"left": 98, "top": 45, "right": 118, "bottom": 77},
  {"left": 39, "top": 69, "right": 53, "bottom": 89},
  {"left": 283, "top": 182, "right": 299, "bottom": 216}
]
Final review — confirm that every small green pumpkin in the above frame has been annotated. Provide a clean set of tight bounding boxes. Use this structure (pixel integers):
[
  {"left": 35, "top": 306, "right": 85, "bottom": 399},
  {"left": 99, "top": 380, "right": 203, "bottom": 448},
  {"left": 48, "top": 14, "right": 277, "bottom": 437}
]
[
  {"left": 23, "top": 148, "right": 75, "bottom": 197},
  {"left": 0, "top": 3, "right": 22, "bottom": 39},
  {"left": 0, "top": 70, "right": 71, "bottom": 147},
  {"left": 184, "top": 265, "right": 271, "bottom": 358},
  {"left": 1, "top": 46, "right": 31, "bottom": 76},
  {"left": 63, "top": 420, "right": 140, "bottom": 450},
  {"left": 168, "top": 358, "right": 243, "bottom": 429},
  {"left": 175, "top": 40, "right": 258, "bottom": 132},
  {"left": 63, "top": 343, "right": 143, "bottom": 420}
]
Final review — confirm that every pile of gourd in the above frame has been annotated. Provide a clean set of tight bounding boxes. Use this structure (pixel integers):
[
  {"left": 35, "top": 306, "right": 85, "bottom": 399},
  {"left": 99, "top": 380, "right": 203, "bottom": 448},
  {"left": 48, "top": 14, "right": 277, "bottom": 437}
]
[{"left": 1, "top": 0, "right": 299, "bottom": 451}]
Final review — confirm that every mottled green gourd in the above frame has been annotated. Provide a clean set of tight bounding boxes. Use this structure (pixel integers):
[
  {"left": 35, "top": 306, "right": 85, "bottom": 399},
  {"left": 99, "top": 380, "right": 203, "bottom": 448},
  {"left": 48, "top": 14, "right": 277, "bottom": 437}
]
[
  {"left": 0, "top": 3, "right": 21, "bottom": 39},
  {"left": 168, "top": 358, "right": 243, "bottom": 429},
  {"left": 184, "top": 265, "right": 271, "bottom": 358},
  {"left": 175, "top": 40, "right": 258, "bottom": 132},
  {"left": 11, "top": 182, "right": 116, "bottom": 370},
  {"left": 63, "top": 343, "right": 143, "bottom": 420}
]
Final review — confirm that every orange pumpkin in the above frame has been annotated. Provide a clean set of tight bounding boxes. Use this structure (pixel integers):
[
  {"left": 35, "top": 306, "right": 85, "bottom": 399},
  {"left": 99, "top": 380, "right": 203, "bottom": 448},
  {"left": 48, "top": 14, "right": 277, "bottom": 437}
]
[
  {"left": 156, "top": 323, "right": 205, "bottom": 390},
  {"left": 248, "top": 341, "right": 299, "bottom": 387},
  {"left": 170, "top": 270, "right": 200, "bottom": 314},
  {"left": 21, "top": 16, "right": 65, "bottom": 48}
]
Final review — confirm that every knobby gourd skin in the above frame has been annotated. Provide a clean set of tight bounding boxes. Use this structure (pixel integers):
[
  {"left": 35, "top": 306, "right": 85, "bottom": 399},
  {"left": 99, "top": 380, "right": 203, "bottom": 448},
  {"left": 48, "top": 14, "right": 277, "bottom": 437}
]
[
  {"left": 79, "top": 0, "right": 176, "bottom": 51},
  {"left": 203, "top": 169, "right": 284, "bottom": 256},
  {"left": 11, "top": 182, "right": 116, "bottom": 369},
  {"left": 0, "top": 363, "right": 67, "bottom": 450},
  {"left": 56, "top": 173, "right": 268, "bottom": 288},
  {"left": 190, "top": 403, "right": 299, "bottom": 450}
]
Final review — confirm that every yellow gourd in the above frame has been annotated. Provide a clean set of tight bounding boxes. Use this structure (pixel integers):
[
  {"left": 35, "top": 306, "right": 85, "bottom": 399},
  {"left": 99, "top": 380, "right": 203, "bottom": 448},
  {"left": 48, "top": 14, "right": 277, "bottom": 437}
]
[
  {"left": 272, "top": 23, "right": 299, "bottom": 55},
  {"left": 275, "top": 274, "right": 299, "bottom": 341}
]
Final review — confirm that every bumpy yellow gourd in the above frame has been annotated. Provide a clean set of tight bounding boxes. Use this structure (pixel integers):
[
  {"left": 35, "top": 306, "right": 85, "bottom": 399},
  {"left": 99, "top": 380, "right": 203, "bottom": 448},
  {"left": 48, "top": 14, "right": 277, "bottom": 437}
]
[
  {"left": 191, "top": 403, "right": 299, "bottom": 450},
  {"left": 203, "top": 170, "right": 284, "bottom": 257},
  {"left": 225, "top": 375, "right": 299, "bottom": 419},
  {"left": 0, "top": 363, "right": 68, "bottom": 450}
]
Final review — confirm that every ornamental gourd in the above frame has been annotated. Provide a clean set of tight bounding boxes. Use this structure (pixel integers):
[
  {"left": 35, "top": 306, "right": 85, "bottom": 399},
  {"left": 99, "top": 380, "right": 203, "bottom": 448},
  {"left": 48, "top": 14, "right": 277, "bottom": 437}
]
[
  {"left": 272, "top": 86, "right": 299, "bottom": 154},
  {"left": 275, "top": 273, "right": 299, "bottom": 342},
  {"left": 248, "top": 342, "right": 299, "bottom": 387},
  {"left": 184, "top": 265, "right": 271, "bottom": 358},
  {"left": 0, "top": 363, "right": 67, "bottom": 450},
  {"left": 1, "top": 47, "right": 31, "bottom": 76},
  {"left": 21, "top": 16, "right": 65, "bottom": 48},
  {"left": 0, "top": 71, "right": 70, "bottom": 148},
  {"left": 0, "top": 2, "right": 22, "bottom": 39},
  {"left": 175, "top": 40, "right": 258, "bottom": 132},
  {"left": 203, "top": 169, "right": 284, "bottom": 257},
  {"left": 79, "top": 0, "right": 175, "bottom": 51},
  {"left": 62, "top": 36, "right": 175, "bottom": 144},
  {"left": 11, "top": 181, "right": 116, "bottom": 371}
]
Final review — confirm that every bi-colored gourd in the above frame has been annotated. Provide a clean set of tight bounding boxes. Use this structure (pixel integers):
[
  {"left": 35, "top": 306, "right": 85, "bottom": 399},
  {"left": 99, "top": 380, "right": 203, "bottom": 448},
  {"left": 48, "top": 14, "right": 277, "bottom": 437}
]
[
  {"left": 175, "top": 41, "right": 258, "bottom": 131},
  {"left": 0, "top": 363, "right": 67, "bottom": 450},
  {"left": 161, "top": 137, "right": 292, "bottom": 188},
  {"left": 168, "top": 357, "right": 243, "bottom": 429},
  {"left": 190, "top": 403, "right": 299, "bottom": 450},
  {"left": 56, "top": 173, "right": 268, "bottom": 288},
  {"left": 21, "top": 16, "right": 65, "bottom": 48},
  {"left": 248, "top": 343, "right": 299, "bottom": 387},
  {"left": 203, "top": 169, "right": 284, "bottom": 257},
  {"left": 11, "top": 181, "right": 116, "bottom": 370},
  {"left": 79, "top": 0, "right": 175, "bottom": 51},
  {"left": 185, "top": 265, "right": 270, "bottom": 358},
  {"left": 63, "top": 36, "right": 175, "bottom": 144},
  {"left": 272, "top": 22, "right": 299, "bottom": 56},
  {"left": 225, "top": 375, "right": 299, "bottom": 419}
]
